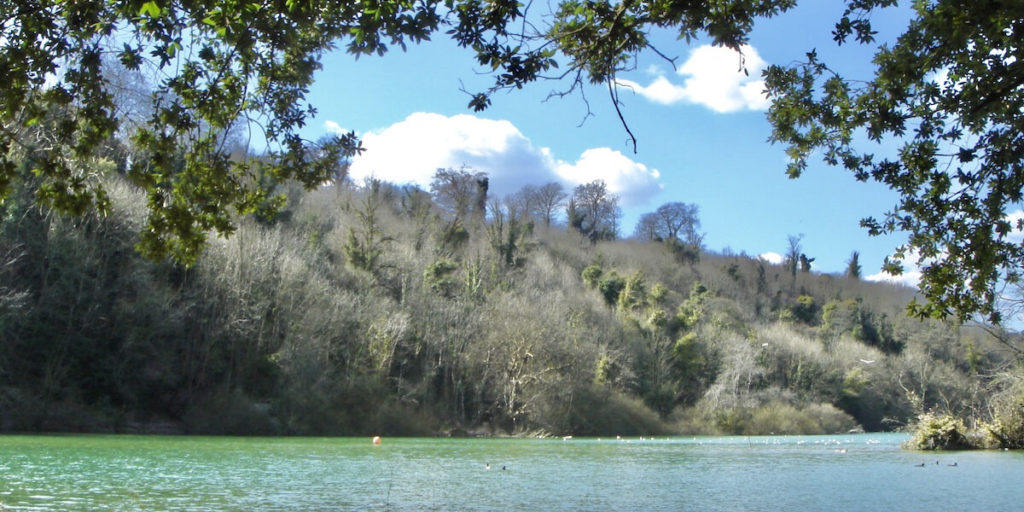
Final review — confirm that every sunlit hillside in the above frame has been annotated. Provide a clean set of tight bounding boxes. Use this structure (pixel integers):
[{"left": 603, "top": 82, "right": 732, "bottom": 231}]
[{"left": 0, "top": 171, "right": 1016, "bottom": 436}]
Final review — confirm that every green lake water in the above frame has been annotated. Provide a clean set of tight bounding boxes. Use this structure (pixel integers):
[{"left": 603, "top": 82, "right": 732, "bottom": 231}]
[{"left": 1, "top": 433, "right": 1021, "bottom": 511}]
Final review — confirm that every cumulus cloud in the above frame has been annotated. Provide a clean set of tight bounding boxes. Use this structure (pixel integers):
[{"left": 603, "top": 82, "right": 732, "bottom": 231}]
[
  {"left": 346, "top": 112, "right": 663, "bottom": 205},
  {"left": 759, "top": 252, "right": 784, "bottom": 265},
  {"left": 554, "top": 148, "right": 661, "bottom": 207},
  {"left": 616, "top": 44, "right": 770, "bottom": 112},
  {"left": 865, "top": 267, "right": 922, "bottom": 288},
  {"left": 324, "top": 120, "right": 348, "bottom": 135},
  {"left": 865, "top": 249, "right": 924, "bottom": 288}
]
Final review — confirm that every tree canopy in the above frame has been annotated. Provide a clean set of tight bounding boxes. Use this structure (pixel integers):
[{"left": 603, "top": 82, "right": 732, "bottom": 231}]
[
  {"left": 3, "top": 0, "right": 1024, "bottom": 323},
  {"left": 764, "top": 1, "right": 1024, "bottom": 323},
  {"left": 568, "top": 180, "right": 621, "bottom": 241},
  {"left": 634, "top": 202, "right": 701, "bottom": 244},
  {"left": 0, "top": 0, "right": 796, "bottom": 263}
]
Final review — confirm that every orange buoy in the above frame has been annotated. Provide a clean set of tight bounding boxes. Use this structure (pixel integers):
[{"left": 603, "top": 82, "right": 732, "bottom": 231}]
[{"left": 372, "top": 436, "right": 382, "bottom": 445}]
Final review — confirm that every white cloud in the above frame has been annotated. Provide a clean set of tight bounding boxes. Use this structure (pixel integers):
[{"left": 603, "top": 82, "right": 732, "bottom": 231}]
[
  {"left": 616, "top": 44, "right": 770, "bottom": 112},
  {"left": 759, "top": 252, "right": 783, "bottom": 265},
  {"left": 346, "top": 112, "right": 662, "bottom": 205},
  {"left": 554, "top": 148, "right": 662, "bottom": 207},
  {"left": 865, "top": 267, "right": 921, "bottom": 288},
  {"left": 865, "top": 249, "right": 924, "bottom": 288},
  {"left": 324, "top": 120, "right": 349, "bottom": 135}
]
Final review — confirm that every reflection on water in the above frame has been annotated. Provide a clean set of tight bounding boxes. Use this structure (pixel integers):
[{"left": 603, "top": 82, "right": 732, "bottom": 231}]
[{"left": 1, "top": 433, "right": 1022, "bottom": 511}]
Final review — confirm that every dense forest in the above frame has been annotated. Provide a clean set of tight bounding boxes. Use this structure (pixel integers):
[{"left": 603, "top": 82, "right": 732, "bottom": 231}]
[{"left": 2, "top": 158, "right": 1021, "bottom": 439}]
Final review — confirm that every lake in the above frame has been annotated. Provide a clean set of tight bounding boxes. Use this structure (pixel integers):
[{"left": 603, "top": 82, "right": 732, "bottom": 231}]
[{"left": 1, "top": 433, "right": 1021, "bottom": 511}]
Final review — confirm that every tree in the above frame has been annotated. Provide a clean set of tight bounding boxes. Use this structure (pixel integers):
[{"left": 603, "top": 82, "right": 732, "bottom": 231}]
[
  {"left": 10, "top": 0, "right": 1020, "bottom": 325},
  {"left": 429, "top": 167, "right": 488, "bottom": 222},
  {"left": 1, "top": 0, "right": 799, "bottom": 264},
  {"left": 634, "top": 212, "right": 660, "bottom": 241},
  {"left": 764, "top": 1, "right": 1024, "bottom": 323},
  {"left": 508, "top": 182, "right": 567, "bottom": 228},
  {"left": 785, "top": 235, "right": 803, "bottom": 278},
  {"left": 568, "top": 180, "right": 621, "bottom": 241},
  {"left": 529, "top": 182, "right": 568, "bottom": 227},
  {"left": 799, "top": 253, "right": 814, "bottom": 273},
  {"left": 486, "top": 198, "right": 530, "bottom": 267},
  {"left": 634, "top": 202, "right": 701, "bottom": 244},
  {"left": 847, "top": 251, "right": 862, "bottom": 280}
]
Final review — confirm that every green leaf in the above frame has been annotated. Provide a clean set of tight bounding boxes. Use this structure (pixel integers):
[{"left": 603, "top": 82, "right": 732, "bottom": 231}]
[{"left": 139, "top": 1, "right": 161, "bottom": 17}]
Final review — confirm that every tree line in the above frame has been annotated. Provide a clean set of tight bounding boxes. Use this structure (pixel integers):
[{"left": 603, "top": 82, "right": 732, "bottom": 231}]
[{"left": 2, "top": 158, "right": 1020, "bottom": 440}]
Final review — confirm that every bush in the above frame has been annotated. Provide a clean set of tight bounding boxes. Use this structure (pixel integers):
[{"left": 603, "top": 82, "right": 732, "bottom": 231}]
[
  {"left": 781, "top": 295, "right": 818, "bottom": 325},
  {"left": 597, "top": 272, "right": 625, "bottom": 306},
  {"left": 905, "top": 412, "right": 975, "bottom": 450},
  {"left": 673, "top": 398, "right": 859, "bottom": 435},
  {"left": 739, "top": 401, "right": 857, "bottom": 435},
  {"left": 983, "top": 389, "right": 1024, "bottom": 449},
  {"left": 581, "top": 264, "right": 603, "bottom": 288}
]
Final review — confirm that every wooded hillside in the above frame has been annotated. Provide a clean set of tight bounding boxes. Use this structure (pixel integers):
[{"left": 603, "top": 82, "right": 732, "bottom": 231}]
[{"left": 0, "top": 168, "right": 1017, "bottom": 436}]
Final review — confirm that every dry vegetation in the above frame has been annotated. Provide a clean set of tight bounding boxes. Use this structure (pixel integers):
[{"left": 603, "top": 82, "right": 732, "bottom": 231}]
[{"left": 0, "top": 172, "right": 1020, "bottom": 438}]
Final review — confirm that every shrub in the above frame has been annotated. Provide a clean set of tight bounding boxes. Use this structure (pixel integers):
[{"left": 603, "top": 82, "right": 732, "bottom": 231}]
[
  {"left": 424, "top": 258, "right": 458, "bottom": 297},
  {"left": 565, "top": 387, "right": 670, "bottom": 436},
  {"left": 581, "top": 264, "right": 603, "bottom": 288},
  {"left": 983, "top": 388, "right": 1024, "bottom": 449},
  {"left": 782, "top": 295, "right": 818, "bottom": 325},
  {"left": 736, "top": 401, "right": 857, "bottom": 435},
  {"left": 905, "top": 412, "right": 974, "bottom": 450},
  {"left": 597, "top": 272, "right": 625, "bottom": 306}
]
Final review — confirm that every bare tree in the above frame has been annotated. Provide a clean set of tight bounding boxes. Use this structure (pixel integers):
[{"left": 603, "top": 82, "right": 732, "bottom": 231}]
[
  {"left": 785, "top": 234, "right": 803, "bottom": 278},
  {"left": 507, "top": 182, "right": 566, "bottom": 227},
  {"left": 634, "top": 202, "right": 701, "bottom": 245},
  {"left": 569, "top": 180, "right": 620, "bottom": 241},
  {"left": 531, "top": 182, "right": 567, "bottom": 227},
  {"left": 634, "top": 212, "right": 660, "bottom": 241},
  {"left": 430, "top": 166, "right": 487, "bottom": 222}
]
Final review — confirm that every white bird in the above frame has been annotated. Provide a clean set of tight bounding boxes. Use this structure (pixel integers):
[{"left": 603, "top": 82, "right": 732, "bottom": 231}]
[{"left": 859, "top": 359, "right": 876, "bottom": 364}]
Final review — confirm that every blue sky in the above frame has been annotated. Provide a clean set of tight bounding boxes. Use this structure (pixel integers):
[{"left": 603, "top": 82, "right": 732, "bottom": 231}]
[{"left": 298, "top": 1, "right": 922, "bottom": 282}]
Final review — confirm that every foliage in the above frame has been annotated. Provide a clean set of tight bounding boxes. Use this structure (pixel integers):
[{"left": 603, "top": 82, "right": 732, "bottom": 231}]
[
  {"left": 581, "top": 264, "right": 603, "bottom": 288},
  {"left": 424, "top": 258, "right": 459, "bottom": 297},
  {"left": 508, "top": 182, "right": 567, "bottom": 227},
  {"left": 6, "top": 0, "right": 1022, "bottom": 330},
  {"left": 846, "top": 251, "right": 862, "bottom": 280},
  {"left": 781, "top": 295, "right": 818, "bottom": 325},
  {"left": 765, "top": 1, "right": 1024, "bottom": 323},
  {"left": 672, "top": 282, "right": 709, "bottom": 334},
  {"left": 568, "top": 180, "right": 620, "bottom": 242},
  {"left": 1, "top": 0, "right": 376, "bottom": 262},
  {"left": 343, "top": 181, "right": 392, "bottom": 273},
  {"left": 597, "top": 271, "right": 626, "bottom": 307},
  {"left": 0, "top": 169, "right": 1010, "bottom": 436},
  {"left": 905, "top": 412, "right": 973, "bottom": 451},
  {"left": 0, "top": 0, "right": 802, "bottom": 262},
  {"left": 981, "top": 376, "right": 1024, "bottom": 449},
  {"left": 634, "top": 202, "right": 701, "bottom": 243},
  {"left": 430, "top": 167, "right": 488, "bottom": 222},
  {"left": 616, "top": 270, "right": 647, "bottom": 312}
]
